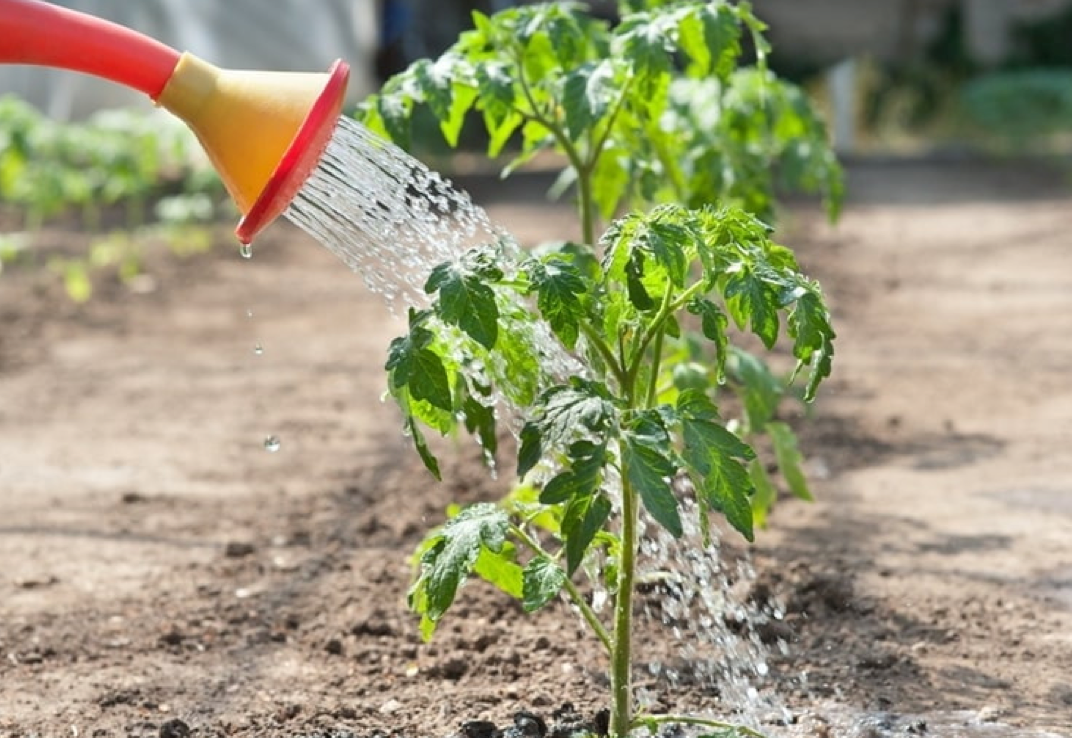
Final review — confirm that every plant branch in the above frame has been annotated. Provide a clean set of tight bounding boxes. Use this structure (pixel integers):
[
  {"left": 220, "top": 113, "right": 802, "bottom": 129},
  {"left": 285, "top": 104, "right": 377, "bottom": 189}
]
[
  {"left": 633, "top": 713, "right": 767, "bottom": 738},
  {"left": 610, "top": 470, "right": 639, "bottom": 737},
  {"left": 510, "top": 524, "right": 613, "bottom": 654},
  {"left": 625, "top": 284, "right": 675, "bottom": 391},
  {"left": 513, "top": 55, "right": 595, "bottom": 245},
  {"left": 644, "top": 322, "right": 665, "bottom": 409}
]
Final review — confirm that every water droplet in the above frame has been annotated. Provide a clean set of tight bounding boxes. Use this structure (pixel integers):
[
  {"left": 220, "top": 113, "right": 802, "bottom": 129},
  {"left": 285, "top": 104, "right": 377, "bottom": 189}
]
[
  {"left": 246, "top": 309, "right": 254, "bottom": 319},
  {"left": 253, "top": 344, "right": 264, "bottom": 356},
  {"left": 239, "top": 243, "right": 253, "bottom": 259},
  {"left": 263, "top": 435, "right": 281, "bottom": 453}
]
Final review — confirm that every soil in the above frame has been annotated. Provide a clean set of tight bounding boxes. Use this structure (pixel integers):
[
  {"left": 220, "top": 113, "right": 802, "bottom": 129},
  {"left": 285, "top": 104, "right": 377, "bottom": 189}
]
[{"left": 1, "top": 159, "right": 1071, "bottom": 738}]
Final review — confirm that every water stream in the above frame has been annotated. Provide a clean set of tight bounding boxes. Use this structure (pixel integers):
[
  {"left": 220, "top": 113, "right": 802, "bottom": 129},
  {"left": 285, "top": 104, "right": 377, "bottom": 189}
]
[{"left": 280, "top": 118, "right": 1064, "bottom": 738}]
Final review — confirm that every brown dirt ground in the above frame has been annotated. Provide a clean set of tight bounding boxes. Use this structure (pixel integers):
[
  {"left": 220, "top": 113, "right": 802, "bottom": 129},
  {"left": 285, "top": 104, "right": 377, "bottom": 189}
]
[{"left": 1, "top": 160, "right": 1071, "bottom": 738}]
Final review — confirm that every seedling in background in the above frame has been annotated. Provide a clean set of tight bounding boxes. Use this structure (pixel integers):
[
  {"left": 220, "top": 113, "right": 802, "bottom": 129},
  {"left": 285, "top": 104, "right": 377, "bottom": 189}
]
[{"left": 362, "top": 2, "right": 840, "bottom": 735}]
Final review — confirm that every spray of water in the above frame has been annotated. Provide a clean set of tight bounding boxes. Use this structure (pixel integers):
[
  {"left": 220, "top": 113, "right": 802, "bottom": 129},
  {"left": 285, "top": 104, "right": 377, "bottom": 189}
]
[{"left": 285, "top": 116, "right": 500, "bottom": 308}]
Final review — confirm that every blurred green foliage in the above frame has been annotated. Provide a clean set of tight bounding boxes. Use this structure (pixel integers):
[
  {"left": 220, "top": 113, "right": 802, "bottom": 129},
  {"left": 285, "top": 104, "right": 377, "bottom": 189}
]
[{"left": 0, "top": 96, "right": 226, "bottom": 301}]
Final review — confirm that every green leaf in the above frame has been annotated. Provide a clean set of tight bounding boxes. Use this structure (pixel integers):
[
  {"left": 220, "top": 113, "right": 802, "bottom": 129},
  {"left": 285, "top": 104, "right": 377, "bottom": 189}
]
[
  {"left": 385, "top": 312, "right": 453, "bottom": 413},
  {"left": 462, "top": 393, "right": 497, "bottom": 464},
  {"left": 474, "top": 543, "right": 524, "bottom": 599},
  {"left": 700, "top": 452, "right": 755, "bottom": 542},
  {"left": 442, "top": 82, "right": 478, "bottom": 147},
  {"left": 413, "top": 58, "right": 453, "bottom": 123},
  {"left": 767, "top": 421, "right": 812, "bottom": 501},
  {"left": 529, "top": 380, "right": 616, "bottom": 452},
  {"left": 562, "top": 60, "right": 618, "bottom": 140},
  {"left": 562, "top": 493, "right": 612, "bottom": 575},
  {"left": 517, "top": 422, "right": 542, "bottom": 478},
  {"left": 622, "top": 413, "right": 682, "bottom": 537},
  {"left": 724, "top": 263, "right": 780, "bottom": 349},
  {"left": 679, "top": 393, "right": 756, "bottom": 464},
  {"left": 748, "top": 457, "right": 777, "bottom": 529},
  {"left": 376, "top": 86, "right": 412, "bottom": 149},
  {"left": 425, "top": 261, "right": 499, "bottom": 349},
  {"left": 407, "top": 416, "right": 441, "bottom": 480},
  {"left": 416, "top": 503, "right": 510, "bottom": 622},
  {"left": 589, "top": 145, "right": 632, "bottom": 221},
  {"left": 525, "top": 256, "right": 588, "bottom": 349},
  {"left": 540, "top": 441, "right": 606, "bottom": 505},
  {"left": 788, "top": 288, "right": 835, "bottom": 402},
  {"left": 729, "top": 348, "right": 783, "bottom": 431},
  {"left": 522, "top": 556, "right": 567, "bottom": 611},
  {"left": 678, "top": 391, "right": 756, "bottom": 541},
  {"left": 687, "top": 297, "right": 729, "bottom": 383}
]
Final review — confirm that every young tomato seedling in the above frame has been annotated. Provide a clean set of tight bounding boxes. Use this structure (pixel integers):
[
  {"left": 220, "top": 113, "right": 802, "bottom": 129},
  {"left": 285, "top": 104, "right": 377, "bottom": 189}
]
[{"left": 362, "top": 2, "right": 840, "bottom": 735}]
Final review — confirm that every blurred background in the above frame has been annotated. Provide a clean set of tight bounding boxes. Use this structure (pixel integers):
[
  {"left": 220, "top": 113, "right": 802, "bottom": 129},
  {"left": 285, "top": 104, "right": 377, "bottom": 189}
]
[{"left": 3, "top": 0, "right": 1072, "bottom": 148}]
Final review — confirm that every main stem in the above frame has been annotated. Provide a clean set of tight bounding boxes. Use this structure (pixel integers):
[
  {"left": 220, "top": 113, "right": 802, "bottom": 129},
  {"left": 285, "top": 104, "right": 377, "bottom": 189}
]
[{"left": 610, "top": 470, "right": 639, "bottom": 737}]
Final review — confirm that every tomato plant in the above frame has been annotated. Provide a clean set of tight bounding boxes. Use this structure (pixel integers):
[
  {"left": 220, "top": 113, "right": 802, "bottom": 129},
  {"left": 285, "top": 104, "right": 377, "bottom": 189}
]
[{"left": 359, "top": 2, "right": 840, "bottom": 735}]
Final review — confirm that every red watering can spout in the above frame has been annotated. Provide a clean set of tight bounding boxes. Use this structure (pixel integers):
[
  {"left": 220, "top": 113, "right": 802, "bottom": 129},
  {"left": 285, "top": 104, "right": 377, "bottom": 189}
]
[{"left": 0, "top": 0, "right": 350, "bottom": 244}]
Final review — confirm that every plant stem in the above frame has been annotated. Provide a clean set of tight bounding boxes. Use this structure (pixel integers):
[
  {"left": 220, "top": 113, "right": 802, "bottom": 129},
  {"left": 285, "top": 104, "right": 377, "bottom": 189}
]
[
  {"left": 634, "top": 713, "right": 767, "bottom": 738},
  {"left": 644, "top": 325, "right": 665, "bottom": 409},
  {"left": 512, "top": 53, "right": 595, "bottom": 245},
  {"left": 509, "top": 524, "right": 613, "bottom": 654},
  {"left": 610, "top": 471, "right": 639, "bottom": 737}
]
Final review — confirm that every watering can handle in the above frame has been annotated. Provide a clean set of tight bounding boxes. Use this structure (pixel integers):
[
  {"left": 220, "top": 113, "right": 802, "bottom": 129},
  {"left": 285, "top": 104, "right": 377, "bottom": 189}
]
[{"left": 0, "top": 0, "right": 180, "bottom": 99}]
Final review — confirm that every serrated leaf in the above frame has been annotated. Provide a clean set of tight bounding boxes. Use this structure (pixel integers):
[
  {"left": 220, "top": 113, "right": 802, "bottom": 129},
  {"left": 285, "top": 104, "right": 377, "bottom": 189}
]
[
  {"left": 767, "top": 421, "right": 812, "bottom": 501},
  {"left": 425, "top": 261, "right": 499, "bottom": 349},
  {"left": 699, "top": 453, "right": 755, "bottom": 542},
  {"left": 688, "top": 297, "right": 729, "bottom": 383},
  {"left": 526, "top": 256, "right": 587, "bottom": 349},
  {"left": 540, "top": 441, "right": 606, "bottom": 504},
  {"left": 679, "top": 393, "right": 755, "bottom": 541},
  {"left": 680, "top": 406, "right": 756, "bottom": 469},
  {"left": 724, "top": 264, "right": 780, "bottom": 349},
  {"left": 529, "top": 380, "right": 616, "bottom": 454},
  {"left": 419, "top": 503, "right": 510, "bottom": 621},
  {"left": 474, "top": 543, "right": 524, "bottom": 599},
  {"left": 562, "top": 493, "right": 612, "bottom": 575},
  {"left": 522, "top": 556, "right": 567, "bottom": 611},
  {"left": 622, "top": 414, "right": 681, "bottom": 538},
  {"left": 788, "top": 289, "right": 835, "bottom": 402},
  {"left": 386, "top": 317, "right": 453, "bottom": 413},
  {"left": 563, "top": 60, "right": 618, "bottom": 140}
]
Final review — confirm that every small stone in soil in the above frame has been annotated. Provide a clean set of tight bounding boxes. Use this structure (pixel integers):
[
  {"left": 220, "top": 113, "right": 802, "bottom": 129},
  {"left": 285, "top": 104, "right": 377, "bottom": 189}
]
[
  {"left": 324, "top": 638, "right": 344, "bottom": 655},
  {"left": 460, "top": 720, "right": 499, "bottom": 738},
  {"left": 435, "top": 657, "right": 468, "bottom": 680},
  {"left": 511, "top": 711, "right": 547, "bottom": 737},
  {"left": 158, "top": 719, "right": 191, "bottom": 738},
  {"left": 224, "top": 541, "right": 256, "bottom": 558}
]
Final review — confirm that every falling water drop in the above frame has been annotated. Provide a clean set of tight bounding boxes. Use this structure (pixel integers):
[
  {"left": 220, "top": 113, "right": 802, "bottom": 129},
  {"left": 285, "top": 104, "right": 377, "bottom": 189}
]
[
  {"left": 246, "top": 309, "right": 254, "bottom": 319},
  {"left": 239, "top": 243, "right": 253, "bottom": 259},
  {"left": 253, "top": 344, "right": 264, "bottom": 356},
  {"left": 263, "top": 435, "right": 281, "bottom": 453}
]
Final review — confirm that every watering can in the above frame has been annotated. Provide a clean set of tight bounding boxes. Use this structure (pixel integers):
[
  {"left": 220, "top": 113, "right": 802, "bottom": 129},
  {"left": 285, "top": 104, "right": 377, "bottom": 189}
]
[{"left": 0, "top": 0, "right": 351, "bottom": 243}]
